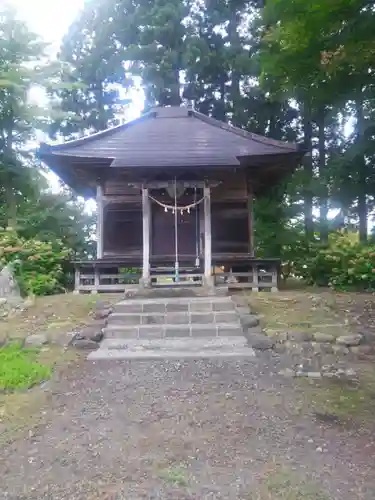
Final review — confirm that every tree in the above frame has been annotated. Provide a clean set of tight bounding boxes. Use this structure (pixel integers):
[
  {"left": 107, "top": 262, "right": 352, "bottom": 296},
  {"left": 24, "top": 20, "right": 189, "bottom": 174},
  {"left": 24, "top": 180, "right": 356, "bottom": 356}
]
[
  {"left": 0, "top": 7, "right": 92, "bottom": 257},
  {"left": 0, "top": 7, "right": 52, "bottom": 227},
  {"left": 260, "top": 0, "right": 375, "bottom": 242},
  {"left": 49, "top": 0, "right": 124, "bottom": 139}
]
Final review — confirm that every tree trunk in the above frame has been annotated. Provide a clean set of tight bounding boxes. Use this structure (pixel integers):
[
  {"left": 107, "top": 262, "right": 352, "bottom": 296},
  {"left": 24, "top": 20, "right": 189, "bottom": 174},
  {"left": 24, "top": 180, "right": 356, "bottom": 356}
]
[
  {"left": 170, "top": 66, "right": 181, "bottom": 106},
  {"left": 318, "top": 107, "right": 329, "bottom": 242},
  {"left": 95, "top": 81, "right": 107, "bottom": 131},
  {"left": 5, "top": 179, "right": 17, "bottom": 229},
  {"left": 216, "top": 74, "right": 226, "bottom": 122},
  {"left": 302, "top": 100, "right": 314, "bottom": 238},
  {"left": 228, "top": 7, "right": 241, "bottom": 127},
  {"left": 4, "top": 120, "right": 17, "bottom": 230},
  {"left": 356, "top": 101, "right": 367, "bottom": 242},
  {"left": 269, "top": 103, "right": 283, "bottom": 140}
]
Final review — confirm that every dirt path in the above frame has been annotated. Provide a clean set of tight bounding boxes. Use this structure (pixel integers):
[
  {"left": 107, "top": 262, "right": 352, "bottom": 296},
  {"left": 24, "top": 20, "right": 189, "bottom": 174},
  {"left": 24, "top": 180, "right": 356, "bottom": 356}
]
[{"left": 1, "top": 352, "right": 375, "bottom": 500}]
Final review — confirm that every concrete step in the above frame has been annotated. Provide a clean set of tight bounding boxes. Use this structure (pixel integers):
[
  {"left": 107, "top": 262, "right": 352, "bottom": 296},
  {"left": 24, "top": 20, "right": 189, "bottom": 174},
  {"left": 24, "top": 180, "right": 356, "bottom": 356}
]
[
  {"left": 107, "top": 310, "right": 239, "bottom": 326},
  {"left": 104, "top": 322, "right": 244, "bottom": 339},
  {"left": 88, "top": 336, "right": 255, "bottom": 361},
  {"left": 113, "top": 296, "right": 235, "bottom": 314},
  {"left": 123, "top": 286, "right": 228, "bottom": 300}
]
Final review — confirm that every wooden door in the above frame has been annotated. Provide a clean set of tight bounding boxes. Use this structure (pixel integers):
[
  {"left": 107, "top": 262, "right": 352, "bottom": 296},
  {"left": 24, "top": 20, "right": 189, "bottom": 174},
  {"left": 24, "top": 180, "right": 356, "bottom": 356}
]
[{"left": 152, "top": 204, "right": 199, "bottom": 257}]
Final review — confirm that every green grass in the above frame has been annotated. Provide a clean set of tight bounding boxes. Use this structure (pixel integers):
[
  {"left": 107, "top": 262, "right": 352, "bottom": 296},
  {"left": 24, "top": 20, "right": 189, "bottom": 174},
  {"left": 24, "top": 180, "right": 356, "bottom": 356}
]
[
  {"left": 302, "top": 377, "right": 375, "bottom": 424},
  {"left": 159, "top": 466, "right": 189, "bottom": 487},
  {"left": 262, "top": 469, "right": 330, "bottom": 500},
  {"left": 0, "top": 342, "right": 52, "bottom": 391},
  {"left": 0, "top": 293, "right": 119, "bottom": 345},
  {"left": 248, "top": 290, "right": 352, "bottom": 339}
]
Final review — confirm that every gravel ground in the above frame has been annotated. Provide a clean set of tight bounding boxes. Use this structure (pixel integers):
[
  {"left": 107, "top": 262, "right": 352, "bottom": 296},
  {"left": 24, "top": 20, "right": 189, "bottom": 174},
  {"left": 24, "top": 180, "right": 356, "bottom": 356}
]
[{"left": 1, "top": 352, "right": 375, "bottom": 500}]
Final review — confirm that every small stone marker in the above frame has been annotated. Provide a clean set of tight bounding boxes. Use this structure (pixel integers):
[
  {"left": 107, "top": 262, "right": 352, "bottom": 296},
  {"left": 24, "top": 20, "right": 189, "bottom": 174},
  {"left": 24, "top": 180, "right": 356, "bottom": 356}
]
[{"left": 0, "top": 265, "right": 21, "bottom": 302}]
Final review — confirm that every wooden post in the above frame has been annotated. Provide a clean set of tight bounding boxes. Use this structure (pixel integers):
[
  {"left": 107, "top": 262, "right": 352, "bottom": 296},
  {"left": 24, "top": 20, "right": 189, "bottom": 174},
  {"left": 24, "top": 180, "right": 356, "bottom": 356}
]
[
  {"left": 92, "top": 267, "right": 99, "bottom": 294},
  {"left": 73, "top": 266, "right": 80, "bottom": 294},
  {"left": 271, "top": 264, "right": 278, "bottom": 292},
  {"left": 252, "top": 264, "right": 259, "bottom": 292},
  {"left": 141, "top": 187, "right": 151, "bottom": 287},
  {"left": 97, "top": 184, "right": 104, "bottom": 259},
  {"left": 247, "top": 181, "right": 255, "bottom": 257},
  {"left": 203, "top": 185, "right": 213, "bottom": 288}
]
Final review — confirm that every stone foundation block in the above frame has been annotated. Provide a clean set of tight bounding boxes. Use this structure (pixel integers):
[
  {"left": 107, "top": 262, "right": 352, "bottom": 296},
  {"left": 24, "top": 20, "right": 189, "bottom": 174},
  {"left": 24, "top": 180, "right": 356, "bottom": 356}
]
[
  {"left": 191, "top": 325, "right": 218, "bottom": 337},
  {"left": 141, "top": 314, "right": 165, "bottom": 325},
  {"left": 190, "top": 301, "right": 213, "bottom": 312},
  {"left": 143, "top": 303, "right": 166, "bottom": 313},
  {"left": 190, "top": 313, "right": 215, "bottom": 324},
  {"left": 165, "top": 326, "right": 191, "bottom": 337},
  {"left": 165, "top": 312, "right": 190, "bottom": 324}
]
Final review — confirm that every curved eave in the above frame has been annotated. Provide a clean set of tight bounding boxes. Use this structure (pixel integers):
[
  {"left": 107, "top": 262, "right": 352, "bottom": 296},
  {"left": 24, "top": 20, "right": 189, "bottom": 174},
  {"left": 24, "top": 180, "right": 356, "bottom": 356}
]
[
  {"left": 240, "top": 147, "right": 306, "bottom": 195},
  {"left": 238, "top": 143, "right": 306, "bottom": 165},
  {"left": 37, "top": 147, "right": 114, "bottom": 198}
]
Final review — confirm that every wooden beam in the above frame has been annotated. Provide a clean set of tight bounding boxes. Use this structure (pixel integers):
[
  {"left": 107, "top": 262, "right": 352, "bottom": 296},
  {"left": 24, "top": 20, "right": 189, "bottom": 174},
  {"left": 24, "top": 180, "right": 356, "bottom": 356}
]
[
  {"left": 129, "top": 180, "right": 220, "bottom": 189},
  {"left": 102, "top": 195, "right": 142, "bottom": 205},
  {"left": 97, "top": 184, "right": 104, "bottom": 258}
]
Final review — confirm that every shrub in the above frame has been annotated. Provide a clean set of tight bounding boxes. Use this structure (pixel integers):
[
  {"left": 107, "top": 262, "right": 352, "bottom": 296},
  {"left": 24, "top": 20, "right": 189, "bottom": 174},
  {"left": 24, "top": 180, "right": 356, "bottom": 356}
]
[
  {"left": 0, "top": 229, "right": 71, "bottom": 296},
  {"left": 294, "top": 231, "right": 375, "bottom": 290}
]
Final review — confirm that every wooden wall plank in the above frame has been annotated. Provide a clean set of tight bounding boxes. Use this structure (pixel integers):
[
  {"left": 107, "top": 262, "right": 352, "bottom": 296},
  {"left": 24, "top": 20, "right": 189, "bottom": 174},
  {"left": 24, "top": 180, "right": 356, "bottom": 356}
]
[{"left": 211, "top": 170, "right": 248, "bottom": 202}]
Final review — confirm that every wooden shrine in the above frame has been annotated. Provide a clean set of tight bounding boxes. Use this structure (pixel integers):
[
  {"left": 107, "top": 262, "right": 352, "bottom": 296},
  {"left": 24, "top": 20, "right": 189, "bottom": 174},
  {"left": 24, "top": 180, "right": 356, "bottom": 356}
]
[{"left": 38, "top": 105, "right": 304, "bottom": 293}]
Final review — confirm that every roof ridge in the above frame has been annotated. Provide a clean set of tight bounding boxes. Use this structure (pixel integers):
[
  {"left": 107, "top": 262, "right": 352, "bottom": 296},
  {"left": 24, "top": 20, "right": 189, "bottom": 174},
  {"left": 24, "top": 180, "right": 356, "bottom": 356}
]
[{"left": 191, "top": 110, "right": 298, "bottom": 152}]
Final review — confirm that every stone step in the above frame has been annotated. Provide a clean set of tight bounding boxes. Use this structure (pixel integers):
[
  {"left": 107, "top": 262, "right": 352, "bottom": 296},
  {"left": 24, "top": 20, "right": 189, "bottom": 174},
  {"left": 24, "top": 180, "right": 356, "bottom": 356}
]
[
  {"left": 88, "top": 336, "right": 255, "bottom": 361},
  {"left": 107, "top": 310, "right": 239, "bottom": 326},
  {"left": 123, "top": 286, "right": 228, "bottom": 300},
  {"left": 113, "top": 296, "right": 235, "bottom": 314},
  {"left": 104, "top": 322, "right": 244, "bottom": 339}
]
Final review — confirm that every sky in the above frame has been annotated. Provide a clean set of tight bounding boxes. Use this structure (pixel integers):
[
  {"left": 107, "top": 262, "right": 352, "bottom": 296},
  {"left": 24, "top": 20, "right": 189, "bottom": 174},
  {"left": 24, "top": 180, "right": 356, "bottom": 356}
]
[
  {"left": 10, "top": 0, "right": 84, "bottom": 49},
  {"left": 10, "top": 0, "right": 144, "bottom": 120}
]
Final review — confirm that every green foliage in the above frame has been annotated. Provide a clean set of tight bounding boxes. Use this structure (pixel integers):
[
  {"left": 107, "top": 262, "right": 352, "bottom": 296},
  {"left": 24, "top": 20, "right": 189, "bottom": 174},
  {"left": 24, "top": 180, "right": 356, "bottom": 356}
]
[
  {"left": 0, "top": 7, "right": 92, "bottom": 277},
  {"left": 261, "top": 0, "right": 375, "bottom": 241},
  {"left": 0, "top": 342, "right": 51, "bottom": 391},
  {"left": 0, "top": 229, "right": 71, "bottom": 296},
  {"left": 295, "top": 231, "right": 375, "bottom": 290}
]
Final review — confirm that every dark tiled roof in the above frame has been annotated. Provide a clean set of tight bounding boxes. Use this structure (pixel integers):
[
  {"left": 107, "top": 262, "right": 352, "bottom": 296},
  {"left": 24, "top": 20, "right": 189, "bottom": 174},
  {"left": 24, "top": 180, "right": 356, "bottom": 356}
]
[{"left": 39, "top": 106, "right": 301, "bottom": 168}]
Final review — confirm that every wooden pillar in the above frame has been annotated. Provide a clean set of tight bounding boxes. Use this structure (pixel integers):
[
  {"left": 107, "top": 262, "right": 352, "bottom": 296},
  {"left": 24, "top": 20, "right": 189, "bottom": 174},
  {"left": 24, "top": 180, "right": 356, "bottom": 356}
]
[
  {"left": 203, "top": 185, "right": 213, "bottom": 287},
  {"left": 96, "top": 184, "right": 104, "bottom": 259},
  {"left": 271, "top": 264, "right": 278, "bottom": 292},
  {"left": 73, "top": 266, "right": 80, "bottom": 294},
  {"left": 92, "top": 267, "right": 99, "bottom": 294},
  {"left": 247, "top": 181, "right": 255, "bottom": 257},
  {"left": 140, "top": 187, "right": 151, "bottom": 287},
  {"left": 252, "top": 264, "right": 259, "bottom": 292}
]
